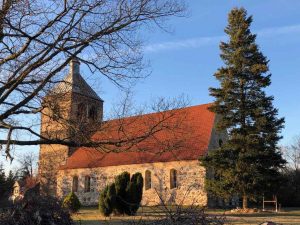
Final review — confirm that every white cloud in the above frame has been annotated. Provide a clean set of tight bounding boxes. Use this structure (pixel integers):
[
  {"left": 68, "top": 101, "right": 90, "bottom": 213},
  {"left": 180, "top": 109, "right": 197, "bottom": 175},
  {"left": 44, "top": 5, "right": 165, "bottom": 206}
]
[
  {"left": 144, "top": 24, "right": 300, "bottom": 53},
  {"left": 144, "top": 35, "right": 225, "bottom": 53},
  {"left": 257, "top": 24, "right": 300, "bottom": 37}
]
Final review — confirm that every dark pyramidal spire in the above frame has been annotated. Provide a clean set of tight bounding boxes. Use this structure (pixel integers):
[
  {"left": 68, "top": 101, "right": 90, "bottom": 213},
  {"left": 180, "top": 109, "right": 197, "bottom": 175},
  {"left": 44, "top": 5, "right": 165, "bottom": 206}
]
[{"left": 53, "top": 58, "right": 103, "bottom": 102}]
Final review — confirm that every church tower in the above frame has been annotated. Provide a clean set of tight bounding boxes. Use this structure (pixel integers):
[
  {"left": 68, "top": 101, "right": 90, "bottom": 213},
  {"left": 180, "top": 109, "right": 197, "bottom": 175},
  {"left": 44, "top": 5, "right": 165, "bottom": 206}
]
[{"left": 38, "top": 58, "right": 103, "bottom": 195}]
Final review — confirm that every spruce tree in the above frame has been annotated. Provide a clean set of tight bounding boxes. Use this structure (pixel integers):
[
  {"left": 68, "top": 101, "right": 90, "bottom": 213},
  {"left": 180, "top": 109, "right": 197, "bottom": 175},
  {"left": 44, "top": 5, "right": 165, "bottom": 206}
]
[{"left": 200, "top": 8, "right": 285, "bottom": 209}]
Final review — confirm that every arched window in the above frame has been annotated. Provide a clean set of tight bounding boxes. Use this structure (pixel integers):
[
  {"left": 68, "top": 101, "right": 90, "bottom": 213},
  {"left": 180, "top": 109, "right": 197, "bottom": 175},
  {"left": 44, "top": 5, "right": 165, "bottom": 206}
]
[
  {"left": 145, "top": 170, "right": 152, "bottom": 190},
  {"left": 170, "top": 169, "right": 177, "bottom": 189},
  {"left": 77, "top": 103, "right": 86, "bottom": 120},
  {"left": 72, "top": 176, "right": 78, "bottom": 192},
  {"left": 88, "top": 106, "right": 97, "bottom": 121},
  {"left": 84, "top": 176, "right": 91, "bottom": 192}
]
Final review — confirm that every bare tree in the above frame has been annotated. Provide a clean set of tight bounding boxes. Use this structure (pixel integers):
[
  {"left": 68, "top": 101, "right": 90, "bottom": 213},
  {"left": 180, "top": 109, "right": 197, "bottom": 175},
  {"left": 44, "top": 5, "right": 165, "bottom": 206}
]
[
  {"left": 16, "top": 151, "right": 38, "bottom": 178},
  {"left": 288, "top": 136, "right": 300, "bottom": 172},
  {"left": 282, "top": 136, "right": 300, "bottom": 172},
  {"left": 0, "top": 0, "right": 186, "bottom": 159}
]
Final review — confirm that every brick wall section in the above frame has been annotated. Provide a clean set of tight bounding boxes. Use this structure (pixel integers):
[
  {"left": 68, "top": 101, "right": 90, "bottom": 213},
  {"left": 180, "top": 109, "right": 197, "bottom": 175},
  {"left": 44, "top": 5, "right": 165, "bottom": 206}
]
[{"left": 57, "top": 160, "right": 207, "bottom": 206}]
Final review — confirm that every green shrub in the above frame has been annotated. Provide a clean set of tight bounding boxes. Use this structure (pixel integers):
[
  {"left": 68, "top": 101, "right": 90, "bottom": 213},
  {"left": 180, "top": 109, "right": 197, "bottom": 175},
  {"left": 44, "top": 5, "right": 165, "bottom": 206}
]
[
  {"left": 114, "top": 171, "right": 130, "bottom": 214},
  {"left": 62, "top": 192, "right": 81, "bottom": 213},
  {"left": 99, "top": 183, "right": 116, "bottom": 216},
  {"left": 99, "top": 171, "right": 144, "bottom": 216},
  {"left": 126, "top": 172, "right": 144, "bottom": 215}
]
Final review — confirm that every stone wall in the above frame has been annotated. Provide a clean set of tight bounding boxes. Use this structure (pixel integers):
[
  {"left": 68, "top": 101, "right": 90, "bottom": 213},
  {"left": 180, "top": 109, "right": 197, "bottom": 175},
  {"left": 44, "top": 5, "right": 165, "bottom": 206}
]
[{"left": 57, "top": 160, "right": 207, "bottom": 206}]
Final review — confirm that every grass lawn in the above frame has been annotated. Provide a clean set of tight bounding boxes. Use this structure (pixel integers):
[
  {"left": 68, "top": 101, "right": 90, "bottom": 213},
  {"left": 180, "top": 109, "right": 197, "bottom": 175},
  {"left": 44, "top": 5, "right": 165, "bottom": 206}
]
[{"left": 73, "top": 207, "right": 300, "bottom": 225}]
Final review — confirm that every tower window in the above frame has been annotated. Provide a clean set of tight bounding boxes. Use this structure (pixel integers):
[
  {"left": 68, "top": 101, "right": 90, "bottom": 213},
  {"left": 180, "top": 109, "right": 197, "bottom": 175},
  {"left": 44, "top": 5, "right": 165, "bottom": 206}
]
[
  {"left": 170, "top": 169, "right": 177, "bottom": 189},
  {"left": 77, "top": 103, "right": 86, "bottom": 120},
  {"left": 72, "top": 176, "right": 78, "bottom": 192},
  {"left": 88, "top": 106, "right": 97, "bottom": 121},
  {"left": 84, "top": 176, "right": 91, "bottom": 192},
  {"left": 145, "top": 170, "right": 152, "bottom": 190}
]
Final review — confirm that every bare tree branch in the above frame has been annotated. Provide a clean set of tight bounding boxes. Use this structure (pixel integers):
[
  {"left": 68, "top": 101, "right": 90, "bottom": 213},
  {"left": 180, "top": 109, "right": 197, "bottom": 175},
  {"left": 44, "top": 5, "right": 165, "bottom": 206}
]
[{"left": 0, "top": 0, "right": 186, "bottom": 159}]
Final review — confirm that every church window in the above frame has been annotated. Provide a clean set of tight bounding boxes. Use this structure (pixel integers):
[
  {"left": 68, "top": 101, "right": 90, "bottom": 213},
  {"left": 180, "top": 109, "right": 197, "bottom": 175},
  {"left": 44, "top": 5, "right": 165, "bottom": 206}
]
[
  {"left": 72, "top": 176, "right": 78, "bottom": 192},
  {"left": 145, "top": 170, "right": 152, "bottom": 190},
  {"left": 170, "top": 169, "right": 177, "bottom": 189},
  {"left": 88, "top": 106, "right": 97, "bottom": 121},
  {"left": 84, "top": 176, "right": 91, "bottom": 192},
  {"left": 77, "top": 103, "right": 86, "bottom": 120}
]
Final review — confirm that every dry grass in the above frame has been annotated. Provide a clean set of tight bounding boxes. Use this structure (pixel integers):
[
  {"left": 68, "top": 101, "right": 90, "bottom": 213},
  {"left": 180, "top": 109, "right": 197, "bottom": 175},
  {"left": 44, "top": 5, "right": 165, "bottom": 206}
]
[
  {"left": 73, "top": 207, "right": 300, "bottom": 225},
  {"left": 223, "top": 208, "right": 300, "bottom": 225}
]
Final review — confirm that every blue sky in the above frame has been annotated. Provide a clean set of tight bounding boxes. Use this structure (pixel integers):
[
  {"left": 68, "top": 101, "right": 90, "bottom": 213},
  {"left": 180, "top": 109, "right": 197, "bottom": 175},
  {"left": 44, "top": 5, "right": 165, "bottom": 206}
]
[
  {"left": 109, "top": 0, "right": 299, "bottom": 146},
  {"left": 1, "top": 0, "right": 300, "bottom": 171}
]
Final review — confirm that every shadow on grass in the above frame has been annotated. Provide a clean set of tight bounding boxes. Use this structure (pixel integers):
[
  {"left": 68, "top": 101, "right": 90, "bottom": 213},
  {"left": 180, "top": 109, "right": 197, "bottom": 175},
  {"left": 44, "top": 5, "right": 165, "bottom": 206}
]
[
  {"left": 73, "top": 206, "right": 300, "bottom": 225},
  {"left": 75, "top": 220, "right": 125, "bottom": 225},
  {"left": 225, "top": 210, "right": 300, "bottom": 218}
]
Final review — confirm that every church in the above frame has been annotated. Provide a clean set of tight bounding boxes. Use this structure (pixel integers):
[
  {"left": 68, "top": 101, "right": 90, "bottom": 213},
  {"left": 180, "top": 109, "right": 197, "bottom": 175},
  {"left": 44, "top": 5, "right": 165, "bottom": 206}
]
[{"left": 38, "top": 59, "right": 226, "bottom": 206}]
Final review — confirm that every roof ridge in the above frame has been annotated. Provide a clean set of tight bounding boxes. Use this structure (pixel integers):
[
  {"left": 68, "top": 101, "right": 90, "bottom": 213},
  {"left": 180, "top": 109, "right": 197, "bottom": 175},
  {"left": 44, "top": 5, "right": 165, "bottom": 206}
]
[{"left": 103, "top": 102, "right": 213, "bottom": 123}]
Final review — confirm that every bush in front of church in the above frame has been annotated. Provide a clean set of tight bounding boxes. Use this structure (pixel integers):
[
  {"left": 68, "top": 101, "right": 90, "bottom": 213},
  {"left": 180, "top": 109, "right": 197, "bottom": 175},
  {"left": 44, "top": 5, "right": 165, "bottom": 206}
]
[
  {"left": 62, "top": 192, "right": 81, "bottom": 213},
  {"left": 125, "top": 172, "right": 144, "bottom": 215},
  {"left": 114, "top": 171, "right": 131, "bottom": 215},
  {"left": 99, "top": 171, "right": 144, "bottom": 216},
  {"left": 99, "top": 183, "right": 116, "bottom": 216}
]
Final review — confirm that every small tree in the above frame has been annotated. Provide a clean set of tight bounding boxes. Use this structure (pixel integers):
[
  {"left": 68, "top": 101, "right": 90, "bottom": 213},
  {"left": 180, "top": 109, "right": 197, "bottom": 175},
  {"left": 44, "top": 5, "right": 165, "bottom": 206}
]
[
  {"left": 99, "top": 183, "right": 117, "bottom": 217},
  {"left": 0, "top": 168, "right": 16, "bottom": 207},
  {"left": 0, "top": 166, "right": 7, "bottom": 199},
  {"left": 5, "top": 171, "right": 15, "bottom": 194},
  {"left": 114, "top": 172, "right": 130, "bottom": 214},
  {"left": 100, "top": 172, "right": 144, "bottom": 216},
  {"left": 62, "top": 192, "right": 81, "bottom": 213},
  {"left": 126, "top": 172, "right": 144, "bottom": 215}
]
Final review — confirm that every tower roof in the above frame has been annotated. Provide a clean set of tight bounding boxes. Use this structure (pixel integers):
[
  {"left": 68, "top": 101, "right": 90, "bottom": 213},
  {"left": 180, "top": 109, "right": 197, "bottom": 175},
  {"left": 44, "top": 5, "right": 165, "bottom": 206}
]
[{"left": 51, "top": 59, "right": 103, "bottom": 101}]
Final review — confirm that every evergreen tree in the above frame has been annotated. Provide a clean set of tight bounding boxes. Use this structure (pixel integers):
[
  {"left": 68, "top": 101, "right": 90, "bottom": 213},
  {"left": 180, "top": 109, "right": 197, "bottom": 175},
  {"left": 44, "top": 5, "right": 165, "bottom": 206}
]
[
  {"left": 0, "top": 166, "right": 6, "bottom": 199},
  {"left": 125, "top": 172, "right": 144, "bottom": 215},
  {"left": 5, "top": 171, "right": 15, "bottom": 195},
  {"left": 200, "top": 8, "right": 285, "bottom": 209},
  {"left": 99, "top": 183, "right": 117, "bottom": 216},
  {"left": 114, "top": 172, "right": 130, "bottom": 214},
  {"left": 62, "top": 192, "right": 81, "bottom": 213}
]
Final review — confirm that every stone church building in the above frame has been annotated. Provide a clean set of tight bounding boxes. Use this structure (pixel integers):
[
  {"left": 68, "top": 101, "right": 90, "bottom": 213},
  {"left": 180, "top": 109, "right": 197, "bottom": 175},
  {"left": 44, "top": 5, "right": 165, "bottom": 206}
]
[{"left": 39, "top": 59, "right": 226, "bottom": 206}]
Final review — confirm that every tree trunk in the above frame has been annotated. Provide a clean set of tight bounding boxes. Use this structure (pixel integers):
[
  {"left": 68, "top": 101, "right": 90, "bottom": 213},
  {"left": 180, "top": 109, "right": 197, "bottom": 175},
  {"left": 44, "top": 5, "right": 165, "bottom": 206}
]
[{"left": 243, "top": 195, "right": 248, "bottom": 209}]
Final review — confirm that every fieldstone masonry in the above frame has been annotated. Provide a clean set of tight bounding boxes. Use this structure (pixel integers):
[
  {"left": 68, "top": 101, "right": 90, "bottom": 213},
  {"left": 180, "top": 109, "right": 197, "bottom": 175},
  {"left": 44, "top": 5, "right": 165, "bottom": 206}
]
[{"left": 57, "top": 160, "right": 207, "bottom": 206}]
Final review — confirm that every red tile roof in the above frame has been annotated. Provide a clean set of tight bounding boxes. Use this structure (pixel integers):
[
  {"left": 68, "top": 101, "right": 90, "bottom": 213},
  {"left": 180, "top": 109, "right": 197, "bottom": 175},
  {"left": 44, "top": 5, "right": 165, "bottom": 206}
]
[{"left": 60, "top": 103, "right": 215, "bottom": 170}]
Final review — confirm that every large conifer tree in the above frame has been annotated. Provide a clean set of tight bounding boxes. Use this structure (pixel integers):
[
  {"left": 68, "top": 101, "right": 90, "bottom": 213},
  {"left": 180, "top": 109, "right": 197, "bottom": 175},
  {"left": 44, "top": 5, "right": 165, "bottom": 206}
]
[{"left": 200, "top": 8, "right": 285, "bottom": 209}]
